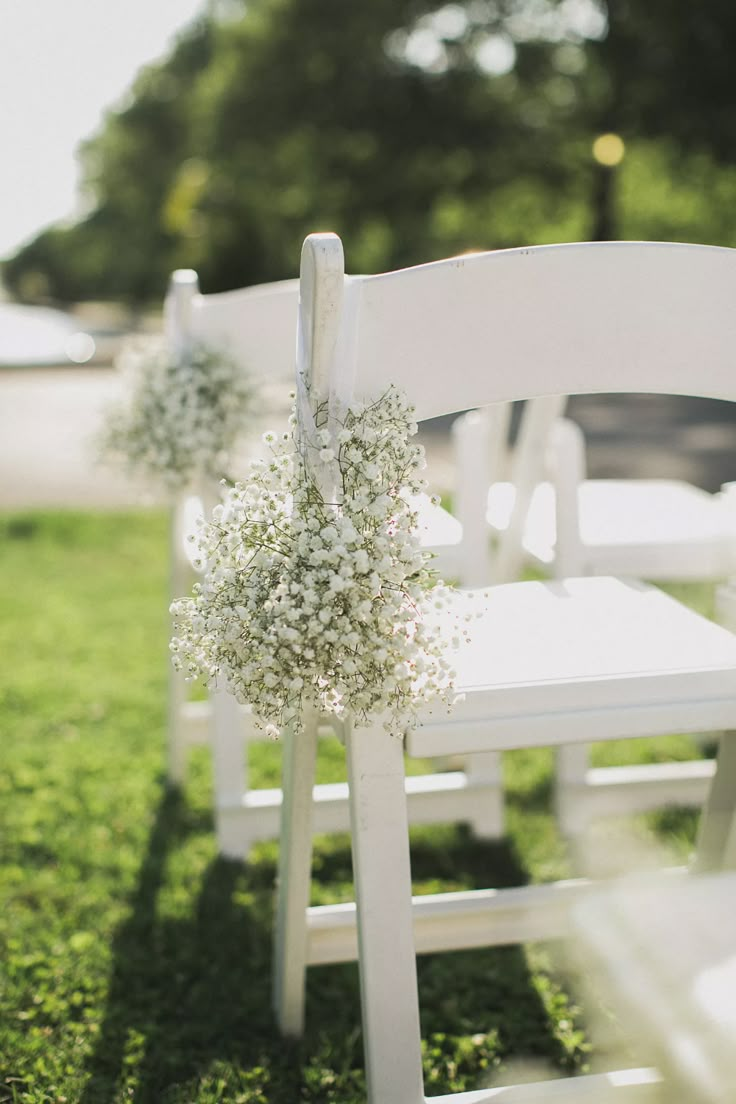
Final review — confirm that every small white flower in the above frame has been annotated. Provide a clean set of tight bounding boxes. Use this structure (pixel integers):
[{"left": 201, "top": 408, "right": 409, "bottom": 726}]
[
  {"left": 169, "top": 385, "right": 460, "bottom": 740},
  {"left": 98, "top": 337, "right": 255, "bottom": 492}
]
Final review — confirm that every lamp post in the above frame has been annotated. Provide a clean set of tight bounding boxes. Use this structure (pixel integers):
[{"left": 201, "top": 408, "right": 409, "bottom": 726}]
[{"left": 590, "top": 132, "right": 625, "bottom": 241}]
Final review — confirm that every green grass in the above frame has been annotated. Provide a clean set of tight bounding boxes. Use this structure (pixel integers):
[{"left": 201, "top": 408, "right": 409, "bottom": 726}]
[{"left": 0, "top": 511, "right": 706, "bottom": 1102}]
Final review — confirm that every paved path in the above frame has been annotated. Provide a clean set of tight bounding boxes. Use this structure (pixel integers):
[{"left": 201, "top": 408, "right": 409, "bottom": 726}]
[
  {"left": 0, "top": 366, "right": 154, "bottom": 509},
  {"left": 1, "top": 367, "right": 734, "bottom": 510},
  {"left": 566, "top": 393, "right": 736, "bottom": 493}
]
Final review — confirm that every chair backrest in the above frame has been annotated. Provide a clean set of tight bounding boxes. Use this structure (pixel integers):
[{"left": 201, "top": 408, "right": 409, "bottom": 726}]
[
  {"left": 296, "top": 234, "right": 736, "bottom": 418},
  {"left": 164, "top": 268, "right": 299, "bottom": 383}
]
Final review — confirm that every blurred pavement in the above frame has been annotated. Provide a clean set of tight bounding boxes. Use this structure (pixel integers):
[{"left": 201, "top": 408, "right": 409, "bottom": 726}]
[
  {"left": 0, "top": 366, "right": 155, "bottom": 509},
  {"left": 1, "top": 366, "right": 734, "bottom": 510}
]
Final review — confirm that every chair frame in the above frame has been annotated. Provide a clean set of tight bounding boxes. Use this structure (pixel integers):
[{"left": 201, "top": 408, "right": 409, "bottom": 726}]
[
  {"left": 164, "top": 268, "right": 503, "bottom": 856},
  {"left": 452, "top": 393, "right": 736, "bottom": 838},
  {"left": 273, "top": 232, "right": 736, "bottom": 1102}
]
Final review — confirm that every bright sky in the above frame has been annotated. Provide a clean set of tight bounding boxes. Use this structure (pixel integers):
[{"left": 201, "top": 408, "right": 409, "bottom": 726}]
[{"left": 0, "top": 0, "right": 205, "bottom": 261}]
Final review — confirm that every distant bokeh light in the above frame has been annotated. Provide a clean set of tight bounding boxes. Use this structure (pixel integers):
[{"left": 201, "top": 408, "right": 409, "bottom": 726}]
[
  {"left": 65, "top": 332, "right": 96, "bottom": 364},
  {"left": 474, "top": 33, "right": 517, "bottom": 76},
  {"left": 593, "top": 133, "right": 626, "bottom": 167}
]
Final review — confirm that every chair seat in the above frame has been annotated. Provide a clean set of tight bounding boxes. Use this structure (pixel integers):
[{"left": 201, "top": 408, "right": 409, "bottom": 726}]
[
  {"left": 488, "top": 479, "right": 736, "bottom": 578},
  {"left": 412, "top": 491, "right": 462, "bottom": 543},
  {"left": 410, "top": 576, "right": 736, "bottom": 756},
  {"left": 412, "top": 492, "right": 463, "bottom": 577}
]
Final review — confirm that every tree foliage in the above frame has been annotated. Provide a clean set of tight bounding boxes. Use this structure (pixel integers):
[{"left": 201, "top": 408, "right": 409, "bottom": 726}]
[{"left": 4, "top": 0, "right": 736, "bottom": 305}]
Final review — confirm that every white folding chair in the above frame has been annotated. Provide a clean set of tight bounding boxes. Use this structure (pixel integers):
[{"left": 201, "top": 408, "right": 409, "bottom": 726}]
[
  {"left": 164, "top": 268, "right": 502, "bottom": 856},
  {"left": 273, "top": 233, "right": 736, "bottom": 1103},
  {"left": 481, "top": 406, "right": 736, "bottom": 586},
  {"left": 164, "top": 268, "right": 297, "bottom": 780},
  {"left": 453, "top": 389, "right": 736, "bottom": 838}
]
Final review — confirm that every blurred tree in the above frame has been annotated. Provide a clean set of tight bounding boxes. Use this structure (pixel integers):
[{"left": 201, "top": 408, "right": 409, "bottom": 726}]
[
  {"left": 4, "top": 18, "right": 214, "bottom": 305},
  {"left": 4, "top": 0, "right": 595, "bottom": 302},
  {"left": 596, "top": 0, "right": 736, "bottom": 160},
  {"left": 184, "top": 0, "right": 594, "bottom": 285},
  {"left": 4, "top": 0, "right": 736, "bottom": 305},
  {"left": 586, "top": 0, "right": 736, "bottom": 239}
]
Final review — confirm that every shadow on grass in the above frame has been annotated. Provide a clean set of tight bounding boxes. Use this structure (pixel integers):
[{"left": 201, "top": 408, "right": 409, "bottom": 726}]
[
  {"left": 78, "top": 787, "right": 294, "bottom": 1103},
  {"left": 80, "top": 795, "right": 584, "bottom": 1102}
]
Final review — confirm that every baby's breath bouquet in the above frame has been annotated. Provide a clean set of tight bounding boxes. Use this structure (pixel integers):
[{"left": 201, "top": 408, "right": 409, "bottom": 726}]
[
  {"left": 170, "top": 385, "right": 461, "bottom": 739},
  {"left": 99, "top": 336, "right": 255, "bottom": 492}
]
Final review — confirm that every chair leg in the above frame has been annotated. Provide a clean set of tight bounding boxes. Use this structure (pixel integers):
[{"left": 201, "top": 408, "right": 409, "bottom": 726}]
[
  {"left": 716, "top": 579, "right": 736, "bottom": 632},
  {"left": 555, "top": 743, "right": 590, "bottom": 839},
  {"left": 346, "top": 720, "right": 425, "bottom": 1104},
  {"left": 693, "top": 731, "right": 736, "bottom": 873},
  {"left": 698, "top": 584, "right": 736, "bottom": 871},
  {"left": 212, "top": 686, "right": 250, "bottom": 859},
  {"left": 167, "top": 666, "right": 188, "bottom": 786},
  {"left": 273, "top": 709, "right": 319, "bottom": 1037},
  {"left": 168, "top": 502, "right": 189, "bottom": 785},
  {"left": 464, "top": 751, "right": 505, "bottom": 838}
]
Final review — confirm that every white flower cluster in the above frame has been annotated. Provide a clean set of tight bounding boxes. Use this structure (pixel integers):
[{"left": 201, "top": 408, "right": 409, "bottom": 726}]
[
  {"left": 170, "top": 386, "right": 460, "bottom": 739},
  {"left": 98, "top": 336, "right": 255, "bottom": 491}
]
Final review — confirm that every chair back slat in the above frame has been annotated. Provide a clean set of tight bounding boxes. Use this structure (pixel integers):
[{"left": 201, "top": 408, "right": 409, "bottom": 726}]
[
  {"left": 189, "top": 278, "right": 298, "bottom": 382},
  {"left": 331, "top": 241, "right": 736, "bottom": 419},
  {"left": 164, "top": 269, "right": 199, "bottom": 358},
  {"left": 297, "top": 234, "right": 345, "bottom": 404}
]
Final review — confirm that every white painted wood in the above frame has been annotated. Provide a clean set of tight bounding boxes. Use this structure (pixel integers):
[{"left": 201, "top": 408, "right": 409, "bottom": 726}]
[
  {"left": 436, "top": 414, "right": 502, "bottom": 829},
  {"left": 211, "top": 686, "right": 248, "bottom": 805},
  {"left": 346, "top": 242, "right": 736, "bottom": 418},
  {"left": 211, "top": 686, "right": 251, "bottom": 857},
  {"left": 721, "top": 778, "right": 736, "bottom": 870},
  {"left": 189, "top": 278, "right": 298, "bottom": 377},
  {"left": 572, "top": 873, "right": 736, "bottom": 1103},
  {"left": 547, "top": 416, "right": 586, "bottom": 579},
  {"left": 215, "top": 770, "right": 502, "bottom": 858},
  {"left": 427, "top": 1069, "right": 662, "bottom": 1103},
  {"left": 179, "top": 699, "right": 211, "bottom": 745},
  {"left": 694, "top": 734, "right": 736, "bottom": 873},
  {"left": 179, "top": 492, "right": 207, "bottom": 571},
  {"left": 164, "top": 268, "right": 199, "bottom": 359},
  {"left": 412, "top": 491, "right": 464, "bottom": 580},
  {"left": 554, "top": 743, "right": 591, "bottom": 838},
  {"left": 536, "top": 479, "right": 736, "bottom": 580},
  {"left": 440, "top": 244, "right": 736, "bottom": 837},
  {"left": 163, "top": 268, "right": 300, "bottom": 790},
  {"left": 298, "top": 234, "right": 344, "bottom": 403},
  {"left": 167, "top": 497, "right": 190, "bottom": 786},
  {"left": 272, "top": 711, "right": 319, "bottom": 1037},
  {"left": 452, "top": 407, "right": 498, "bottom": 585},
  {"left": 305, "top": 875, "right": 598, "bottom": 965},
  {"left": 558, "top": 759, "right": 716, "bottom": 837},
  {"left": 493, "top": 395, "right": 566, "bottom": 584},
  {"left": 410, "top": 701, "right": 736, "bottom": 758},
  {"left": 164, "top": 274, "right": 201, "bottom": 787},
  {"left": 483, "top": 420, "right": 735, "bottom": 835},
  {"left": 410, "top": 578, "right": 736, "bottom": 724},
  {"left": 462, "top": 752, "right": 505, "bottom": 837},
  {"left": 716, "top": 579, "right": 736, "bottom": 632},
  {"left": 545, "top": 475, "right": 736, "bottom": 837},
  {"left": 272, "top": 234, "right": 736, "bottom": 1100},
  {"left": 487, "top": 472, "right": 736, "bottom": 582},
  {"left": 447, "top": 405, "right": 504, "bottom": 828},
  {"left": 464, "top": 410, "right": 736, "bottom": 831},
  {"left": 345, "top": 720, "right": 426, "bottom": 1104},
  {"left": 164, "top": 261, "right": 496, "bottom": 853}
]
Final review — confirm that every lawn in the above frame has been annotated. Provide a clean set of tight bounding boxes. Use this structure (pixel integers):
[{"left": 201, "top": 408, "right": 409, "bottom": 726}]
[{"left": 0, "top": 510, "right": 707, "bottom": 1103}]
